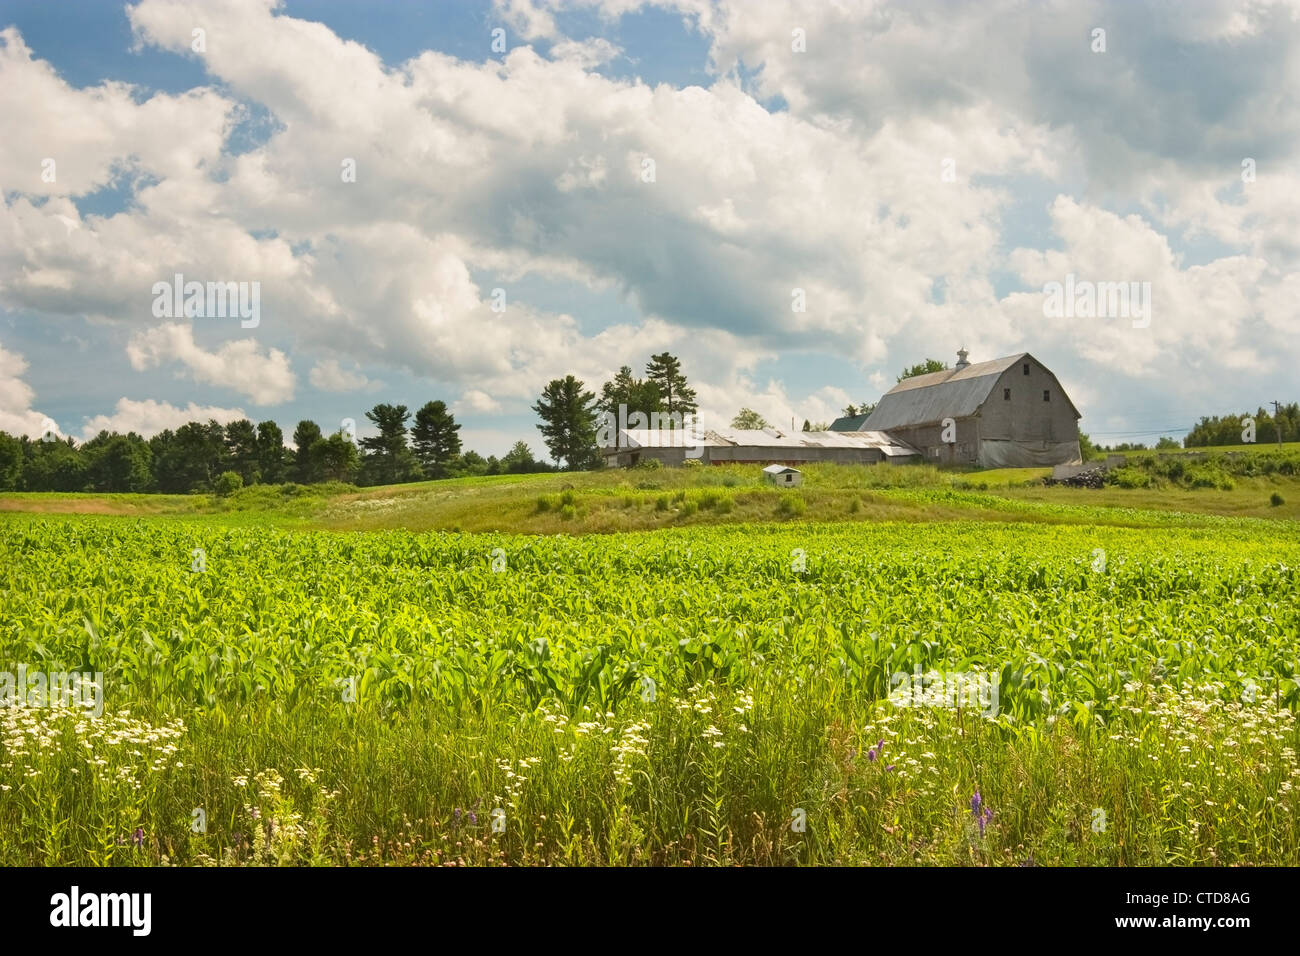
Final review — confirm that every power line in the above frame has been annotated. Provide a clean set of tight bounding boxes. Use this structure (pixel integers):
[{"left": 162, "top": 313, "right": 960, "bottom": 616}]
[{"left": 1084, "top": 427, "right": 1192, "bottom": 436}]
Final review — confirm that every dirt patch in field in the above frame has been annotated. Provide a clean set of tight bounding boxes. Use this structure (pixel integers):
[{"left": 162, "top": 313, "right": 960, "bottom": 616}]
[{"left": 0, "top": 498, "right": 132, "bottom": 515}]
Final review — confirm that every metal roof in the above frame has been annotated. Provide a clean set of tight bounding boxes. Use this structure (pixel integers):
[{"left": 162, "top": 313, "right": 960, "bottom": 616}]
[
  {"left": 863, "top": 353, "right": 1031, "bottom": 430},
  {"left": 828, "top": 413, "right": 871, "bottom": 431},
  {"left": 762, "top": 464, "right": 799, "bottom": 474},
  {"left": 604, "top": 427, "right": 919, "bottom": 454}
]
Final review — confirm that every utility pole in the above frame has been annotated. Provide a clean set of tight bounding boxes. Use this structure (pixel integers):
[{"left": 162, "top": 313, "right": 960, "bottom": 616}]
[{"left": 1272, "top": 401, "right": 1285, "bottom": 447}]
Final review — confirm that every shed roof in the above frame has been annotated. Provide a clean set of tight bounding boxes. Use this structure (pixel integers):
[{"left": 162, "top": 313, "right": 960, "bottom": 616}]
[
  {"left": 762, "top": 464, "right": 800, "bottom": 474},
  {"left": 603, "top": 427, "right": 919, "bottom": 454}
]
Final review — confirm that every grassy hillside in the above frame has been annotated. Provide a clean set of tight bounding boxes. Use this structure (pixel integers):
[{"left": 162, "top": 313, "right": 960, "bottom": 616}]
[{"left": 2, "top": 459, "right": 1296, "bottom": 532}]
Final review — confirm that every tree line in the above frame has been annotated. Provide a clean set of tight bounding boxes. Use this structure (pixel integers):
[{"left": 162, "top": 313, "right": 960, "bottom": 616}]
[
  {"left": 1080, "top": 403, "right": 1299, "bottom": 455},
  {"left": 1184, "top": 403, "right": 1298, "bottom": 447},
  {"left": 0, "top": 400, "right": 551, "bottom": 494}
]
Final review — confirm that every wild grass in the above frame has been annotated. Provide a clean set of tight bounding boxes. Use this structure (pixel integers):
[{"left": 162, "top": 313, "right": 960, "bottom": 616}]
[{"left": 5, "top": 459, "right": 1300, "bottom": 532}]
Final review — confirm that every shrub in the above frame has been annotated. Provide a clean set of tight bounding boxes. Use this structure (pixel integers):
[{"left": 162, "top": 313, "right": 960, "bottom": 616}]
[
  {"left": 635, "top": 459, "right": 663, "bottom": 470},
  {"left": 679, "top": 500, "right": 699, "bottom": 517},
  {"left": 535, "top": 495, "right": 555, "bottom": 512},
  {"left": 560, "top": 489, "right": 577, "bottom": 506},
  {"left": 777, "top": 495, "right": 806, "bottom": 517},
  {"left": 673, "top": 489, "right": 687, "bottom": 503},
  {"left": 1186, "top": 466, "right": 1233, "bottom": 490},
  {"left": 1271, "top": 492, "right": 1285, "bottom": 507},
  {"left": 655, "top": 495, "right": 670, "bottom": 512},
  {"left": 559, "top": 504, "right": 577, "bottom": 520},
  {"left": 698, "top": 489, "right": 723, "bottom": 510},
  {"left": 1107, "top": 467, "right": 1154, "bottom": 489},
  {"left": 848, "top": 497, "right": 861, "bottom": 513},
  {"left": 213, "top": 471, "right": 244, "bottom": 496},
  {"left": 715, "top": 495, "right": 734, "bottom": 514},
  {"left": 682, "top": 459, "right": 703, "bottom": 468}
]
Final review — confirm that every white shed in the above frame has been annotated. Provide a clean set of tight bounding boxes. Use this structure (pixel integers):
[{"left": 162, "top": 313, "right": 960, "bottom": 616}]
[{"left": 762, "top": 464, "right": 803, "bottom": 487}]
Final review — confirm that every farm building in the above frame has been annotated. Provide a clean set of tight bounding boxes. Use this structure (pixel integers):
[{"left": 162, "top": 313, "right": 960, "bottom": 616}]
[
  {"left": 829, "top": 351, "right": 1082, "bottom": 467},
  {"left": 763, "top": 465, "right": 803, "bottom": 486},
  {"left": 600, "top": 426, "right": 921, "bottom": 468}
]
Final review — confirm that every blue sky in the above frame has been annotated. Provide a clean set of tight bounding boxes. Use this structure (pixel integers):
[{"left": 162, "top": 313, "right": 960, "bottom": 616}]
[{"left": 1, "top": 0, "right": 1296, "bottom": 456}]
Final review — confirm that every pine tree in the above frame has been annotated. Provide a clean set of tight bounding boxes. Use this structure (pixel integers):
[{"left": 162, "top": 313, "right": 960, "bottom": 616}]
[
  {"left": 645, "top": 352, "right": 698, "bottom": 423},
  {"left": 598, "top": 366, "right": 662, "bottom": 418},
  {"left": 411, "top": 401, "right": 462, "bottom": 477},
  {"left": 291, "top": 420, "right": 324, "bottom": 483},
  {"left": 533, "top": 376, "right": 599, "bottom": 470},
  {"left": 358, "top": 404, "right": 412, "bottom": 485}
]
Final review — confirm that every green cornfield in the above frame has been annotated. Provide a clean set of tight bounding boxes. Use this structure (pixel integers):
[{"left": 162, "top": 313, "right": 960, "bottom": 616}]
[{"left": 2, "top": 514, "right": 1298, "bottom": 865}]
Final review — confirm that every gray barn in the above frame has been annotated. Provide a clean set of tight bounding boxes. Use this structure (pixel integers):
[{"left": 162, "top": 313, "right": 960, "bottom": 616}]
[{"left": 833, "top": 350, "right": 1082, "bottom": 467}]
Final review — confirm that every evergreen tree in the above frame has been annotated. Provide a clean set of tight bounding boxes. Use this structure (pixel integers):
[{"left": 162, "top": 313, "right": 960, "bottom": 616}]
[
  {"left": 598, "top": 366, "right": 662, "bottom": 418},
  {"left": 501, "top": 440, "right": 538, "bottom": 474},
  {"left": 411, "top": 400, "right": 462, "bottom": 477},
  {"left": 225, "top": 419, "right": 260, "bottom": 484},
  {"left": 533, "top": 376, "right": 599, "bottom": 470},
  {"left": 645, "top": 352, "right": 697, "bottom": 422},
  {"left": 291, "top": 420, "right": 324, "bottom": 483},
  {"left": 358, "top": 404, "right": 423, "bottom": 485},
  {"left": 0, "top": 432, "right": 21, "bottom": 490},
  {"left": 256, "top": 421, "right": 288, "bottom": 484}
]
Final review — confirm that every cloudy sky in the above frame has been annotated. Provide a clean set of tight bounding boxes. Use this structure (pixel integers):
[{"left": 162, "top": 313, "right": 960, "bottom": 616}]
[{"left": 1, "top": 0, "right": 1297, "bottom": 456}]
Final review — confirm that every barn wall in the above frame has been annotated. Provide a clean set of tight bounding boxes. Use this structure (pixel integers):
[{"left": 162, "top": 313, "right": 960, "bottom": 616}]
[
  {"left": 979, "top": 359, "right": 1080, "bottom": 443},
  {"left": 882, "top": 420, "right": 979, "bottom": 465},
  {"left": 603, "top": 447, "right": 688, "bottom": 467}
]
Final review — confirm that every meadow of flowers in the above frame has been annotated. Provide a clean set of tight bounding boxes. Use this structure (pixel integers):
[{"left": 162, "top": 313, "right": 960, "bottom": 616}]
[{"left": 0, "top": 514, "right": 1297, "bottom": 865}]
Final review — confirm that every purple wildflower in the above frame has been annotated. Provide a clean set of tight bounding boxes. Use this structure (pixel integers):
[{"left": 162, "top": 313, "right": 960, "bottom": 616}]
[
  {"left": 132, "top": 827, "right": 144, "bottom": 849},
  {"left": 885, "top": 764, "right": 895, "bottom": 772},
  {"left": 867, "top": 738, "right": 885, "bottom": 762},
  {"left": 468, "top": 811, "right": 478, "bottom": 825},
  {"left": 970, "top": 793, "right": 993, "bottom": 837}
]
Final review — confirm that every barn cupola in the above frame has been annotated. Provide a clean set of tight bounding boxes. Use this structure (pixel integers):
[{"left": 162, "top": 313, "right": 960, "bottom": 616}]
[{"left": 955, "top": 348, "right": 970, "bottom": 370}]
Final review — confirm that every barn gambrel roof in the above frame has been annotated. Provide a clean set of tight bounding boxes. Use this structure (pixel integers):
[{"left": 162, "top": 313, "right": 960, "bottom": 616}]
[{"left": 860, "top": 353, "right": 1081, "bottom": 431}]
